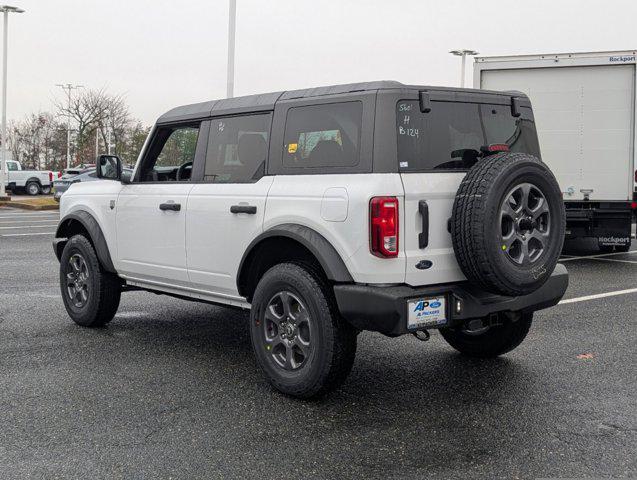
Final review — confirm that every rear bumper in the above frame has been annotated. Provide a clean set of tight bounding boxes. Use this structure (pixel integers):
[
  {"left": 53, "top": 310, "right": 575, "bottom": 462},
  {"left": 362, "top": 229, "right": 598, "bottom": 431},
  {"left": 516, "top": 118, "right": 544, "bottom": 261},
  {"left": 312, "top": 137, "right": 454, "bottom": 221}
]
[{"left": 334, "top": 264, "right": 568, "bottom": 336}]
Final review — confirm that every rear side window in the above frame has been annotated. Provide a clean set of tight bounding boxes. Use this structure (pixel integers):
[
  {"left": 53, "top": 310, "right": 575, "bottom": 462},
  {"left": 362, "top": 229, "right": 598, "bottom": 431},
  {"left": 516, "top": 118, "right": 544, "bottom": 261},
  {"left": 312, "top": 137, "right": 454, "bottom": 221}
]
[
  {"left": 205, "top": 113, "right": 271, "bottom": 183},
  {"left": 396, "top": 100, "right": 540, "bottom": 171},
  {"left": 283, "top": 102, "right": 362, "bottom": 168}
]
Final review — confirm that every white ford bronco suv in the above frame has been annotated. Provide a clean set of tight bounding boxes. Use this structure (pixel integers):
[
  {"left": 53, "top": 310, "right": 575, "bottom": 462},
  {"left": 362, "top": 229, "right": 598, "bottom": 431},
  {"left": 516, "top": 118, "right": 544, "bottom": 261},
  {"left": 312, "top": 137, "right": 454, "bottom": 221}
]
[{"left": 54, "top": 81, "right": 568, "bottom": 398}]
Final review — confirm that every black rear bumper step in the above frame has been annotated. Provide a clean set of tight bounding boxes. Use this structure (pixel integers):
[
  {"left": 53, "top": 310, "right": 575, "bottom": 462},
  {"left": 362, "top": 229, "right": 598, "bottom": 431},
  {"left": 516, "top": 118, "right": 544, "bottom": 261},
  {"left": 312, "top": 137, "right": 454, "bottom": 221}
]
[{"left": 334, "top": 264, "right": 568, "bottom": 336}]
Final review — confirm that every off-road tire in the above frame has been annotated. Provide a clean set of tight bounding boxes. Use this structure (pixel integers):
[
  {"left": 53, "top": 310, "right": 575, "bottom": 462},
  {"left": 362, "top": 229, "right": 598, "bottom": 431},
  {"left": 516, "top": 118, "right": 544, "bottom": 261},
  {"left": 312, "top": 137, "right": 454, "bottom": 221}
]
[
  {"left": 440, "top": 312, "right": 533, "bottom": 358},
  {"left": 250, "top": 262, "right": 357, "bottom": 398},
  {"left": 59, "top": 234, "right": 121, "bottom": 327},
  {"left": 452, "top": 153, "right": 565, "bottom": 296},
  {"left": 25, "top": 182, "right": 41, "bottom": 196}
]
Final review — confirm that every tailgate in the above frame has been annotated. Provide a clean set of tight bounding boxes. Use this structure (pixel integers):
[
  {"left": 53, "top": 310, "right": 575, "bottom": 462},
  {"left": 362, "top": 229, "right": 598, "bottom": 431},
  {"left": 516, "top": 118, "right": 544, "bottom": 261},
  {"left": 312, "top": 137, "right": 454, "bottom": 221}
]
[{"left": 401, "top": 173, "right": 465, "bottom": 286}]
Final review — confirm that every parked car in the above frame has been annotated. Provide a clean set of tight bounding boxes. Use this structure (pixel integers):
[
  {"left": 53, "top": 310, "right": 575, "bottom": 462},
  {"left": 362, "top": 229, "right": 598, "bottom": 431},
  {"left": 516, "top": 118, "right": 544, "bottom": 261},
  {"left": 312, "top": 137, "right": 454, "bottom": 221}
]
[
  {"left": 53, "top": 165, "right": 132, "bottom": 201},
  {"left": 53, "top": 81, "right": 568, "bottom": 398},
  {"left": 4, "top": 159, "right": 55, "bottom": 195},
  {"left": 475, "top": 50, "right": 637, "bottom": 252}
]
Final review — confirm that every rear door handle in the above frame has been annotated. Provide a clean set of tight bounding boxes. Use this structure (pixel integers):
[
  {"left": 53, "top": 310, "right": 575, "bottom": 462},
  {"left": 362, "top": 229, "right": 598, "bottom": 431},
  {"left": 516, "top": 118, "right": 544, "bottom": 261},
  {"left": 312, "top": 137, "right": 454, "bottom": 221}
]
[
  {"left": 230, "top": 205, "right": 257, "bottom": 214},
  {"left": 418, "top": 200, "right": 429, "bottom": 249},
  {"left": 159, "top": 202, "right": 181, "bottom": 212}
]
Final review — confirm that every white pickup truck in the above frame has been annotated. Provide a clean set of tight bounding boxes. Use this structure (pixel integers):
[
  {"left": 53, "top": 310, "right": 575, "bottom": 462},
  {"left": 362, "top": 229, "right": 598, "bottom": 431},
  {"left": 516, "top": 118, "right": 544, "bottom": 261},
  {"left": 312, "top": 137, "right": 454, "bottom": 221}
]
[{"left": 4, "top": 159, "right": 55, "bottom": 195}]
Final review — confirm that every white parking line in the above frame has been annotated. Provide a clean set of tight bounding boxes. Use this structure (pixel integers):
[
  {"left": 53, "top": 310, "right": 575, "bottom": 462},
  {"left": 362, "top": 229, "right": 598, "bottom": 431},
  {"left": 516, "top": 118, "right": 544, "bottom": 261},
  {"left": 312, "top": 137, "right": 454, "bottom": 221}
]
[
  {"left": 0, "top": 224, "right": 58, "bottom": 230},
  {"left": 559, "top": 287, "right": 637, "bottom": 305},
  {"left": 589, "top": 257, "right": 637, "bottom": 265},
  {"left": 560, "top": 250, "right": 637, "bottom": 262},
  {"left": 0, "top": 220, "right": 60, "bottom": 224},
  {"left": 0, "top": 232, "right": 55, "bottom": 237}
]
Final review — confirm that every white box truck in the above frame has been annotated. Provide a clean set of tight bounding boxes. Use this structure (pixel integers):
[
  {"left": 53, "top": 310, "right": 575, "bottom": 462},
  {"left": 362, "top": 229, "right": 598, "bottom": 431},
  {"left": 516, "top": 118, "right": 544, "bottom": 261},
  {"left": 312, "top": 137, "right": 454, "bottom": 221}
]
[{"left": 474, "top": 50, "right": 637, "bottom": 252}]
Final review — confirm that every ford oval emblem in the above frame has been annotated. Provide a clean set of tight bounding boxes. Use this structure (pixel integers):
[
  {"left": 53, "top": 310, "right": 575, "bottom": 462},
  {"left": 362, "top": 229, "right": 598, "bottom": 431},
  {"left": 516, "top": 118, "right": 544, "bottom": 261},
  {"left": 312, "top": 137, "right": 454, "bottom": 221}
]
[{"left": 415, "top": 260, "right": 433, "bottom": 270}]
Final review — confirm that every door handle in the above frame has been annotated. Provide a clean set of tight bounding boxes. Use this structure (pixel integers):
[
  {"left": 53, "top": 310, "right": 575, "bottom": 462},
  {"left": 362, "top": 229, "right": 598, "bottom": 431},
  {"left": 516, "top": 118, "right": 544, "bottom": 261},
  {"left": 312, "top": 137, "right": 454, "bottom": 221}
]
[
  {"left": 159, "top": 202, "right": 181, "bottom": 212},
  {"left": 418, "top": 200, "right": 429, "bottom": 249},
  {"left": 230, "top": 205, "right": 257, "bottom": 214}
]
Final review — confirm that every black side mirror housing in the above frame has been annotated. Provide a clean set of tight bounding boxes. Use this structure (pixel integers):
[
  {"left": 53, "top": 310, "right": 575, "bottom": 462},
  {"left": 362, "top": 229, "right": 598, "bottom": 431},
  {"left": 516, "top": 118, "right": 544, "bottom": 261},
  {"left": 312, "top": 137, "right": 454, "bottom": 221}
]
[{"left": 96, "top": 155, "right": 122, "bottom": 181}]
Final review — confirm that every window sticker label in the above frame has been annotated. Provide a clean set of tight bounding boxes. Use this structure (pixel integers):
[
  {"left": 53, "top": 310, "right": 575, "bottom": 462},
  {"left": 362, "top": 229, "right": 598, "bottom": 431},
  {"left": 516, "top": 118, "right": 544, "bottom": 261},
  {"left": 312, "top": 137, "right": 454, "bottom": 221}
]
[{"left": 288, "top": 143, "right": 298, "bottom": 154}]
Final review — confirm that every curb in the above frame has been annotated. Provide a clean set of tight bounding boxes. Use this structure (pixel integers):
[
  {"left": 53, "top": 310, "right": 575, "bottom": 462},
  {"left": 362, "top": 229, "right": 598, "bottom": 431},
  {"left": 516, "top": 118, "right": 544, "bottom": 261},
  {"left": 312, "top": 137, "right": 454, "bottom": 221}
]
[{"left": 0, "top": 202, "right": 59, "bottom": 211}]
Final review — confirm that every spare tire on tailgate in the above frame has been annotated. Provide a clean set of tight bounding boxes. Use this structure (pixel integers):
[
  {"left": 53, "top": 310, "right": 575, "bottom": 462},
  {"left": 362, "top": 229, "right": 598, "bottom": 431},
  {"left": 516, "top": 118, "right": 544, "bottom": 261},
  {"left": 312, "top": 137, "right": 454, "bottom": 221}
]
[{"left": 451, "top": 152, "right": 565, "bottom": 296}]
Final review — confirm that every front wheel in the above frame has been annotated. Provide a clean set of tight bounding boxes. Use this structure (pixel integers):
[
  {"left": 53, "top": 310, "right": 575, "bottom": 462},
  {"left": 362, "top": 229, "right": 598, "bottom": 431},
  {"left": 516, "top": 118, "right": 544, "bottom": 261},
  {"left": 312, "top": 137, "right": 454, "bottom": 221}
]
[
  {"left": 250, "top": 263, "right": 357, "bottom": 398},
  {"left": 59, "top": 234, "right": 121, "bottom": 327},
  {"left": 440, "top": 311, "right": 532, "bottom": 358}
]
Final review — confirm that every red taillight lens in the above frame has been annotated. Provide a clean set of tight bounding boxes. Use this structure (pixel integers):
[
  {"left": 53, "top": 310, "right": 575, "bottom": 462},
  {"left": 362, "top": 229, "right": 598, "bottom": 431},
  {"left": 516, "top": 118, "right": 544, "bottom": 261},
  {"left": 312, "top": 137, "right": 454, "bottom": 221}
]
[
  {"left": 370, "top": 196, "right": 399, "bottom": 258},
  {"left": 486, "top": 144, "right": 510, "bottom": 152},
  {"left": 631, "top": 201, "right": 637, "bottom": 210},
  {"left": 49, "top": 172, "right": 53, "bottom": 182}
]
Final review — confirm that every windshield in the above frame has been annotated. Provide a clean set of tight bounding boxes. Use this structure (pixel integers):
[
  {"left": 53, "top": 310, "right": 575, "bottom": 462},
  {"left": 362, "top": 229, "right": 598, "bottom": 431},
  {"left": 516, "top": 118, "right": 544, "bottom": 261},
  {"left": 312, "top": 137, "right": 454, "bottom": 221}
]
[{"left": 396, "top": 100, "right": 540, "bottom": 171}]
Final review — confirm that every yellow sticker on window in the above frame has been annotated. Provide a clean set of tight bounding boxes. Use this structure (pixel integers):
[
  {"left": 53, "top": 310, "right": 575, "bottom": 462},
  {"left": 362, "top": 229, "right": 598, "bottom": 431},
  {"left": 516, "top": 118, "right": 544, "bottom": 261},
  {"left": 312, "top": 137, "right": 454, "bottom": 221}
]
[{"left": 288, "top": 143, "right": 298, "bottom": 154}]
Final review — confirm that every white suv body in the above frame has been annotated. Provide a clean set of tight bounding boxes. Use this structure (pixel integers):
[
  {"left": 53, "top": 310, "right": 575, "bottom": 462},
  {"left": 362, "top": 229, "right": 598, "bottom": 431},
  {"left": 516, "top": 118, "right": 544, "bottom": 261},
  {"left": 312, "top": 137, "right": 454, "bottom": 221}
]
[{"left": 54, "top": 82, "right": 568, "bottom": 398}]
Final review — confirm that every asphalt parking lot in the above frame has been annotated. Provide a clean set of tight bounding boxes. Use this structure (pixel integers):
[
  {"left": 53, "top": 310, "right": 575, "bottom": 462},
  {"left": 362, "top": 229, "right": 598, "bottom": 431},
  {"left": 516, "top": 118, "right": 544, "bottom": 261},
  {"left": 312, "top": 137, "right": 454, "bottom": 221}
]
[{"left": 0, "top": 207, "right": 635, "bottom": 479}]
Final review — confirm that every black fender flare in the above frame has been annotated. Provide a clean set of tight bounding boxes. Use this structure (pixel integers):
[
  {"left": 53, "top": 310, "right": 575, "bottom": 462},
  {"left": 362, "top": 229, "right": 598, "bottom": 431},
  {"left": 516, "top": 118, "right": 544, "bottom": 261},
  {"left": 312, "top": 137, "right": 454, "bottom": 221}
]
[
  {"left": 237, "top": 224, "right": 353, "bottom": 293},
  {"left": 54, "top": 210, "right": 116, "bottom": 273}
]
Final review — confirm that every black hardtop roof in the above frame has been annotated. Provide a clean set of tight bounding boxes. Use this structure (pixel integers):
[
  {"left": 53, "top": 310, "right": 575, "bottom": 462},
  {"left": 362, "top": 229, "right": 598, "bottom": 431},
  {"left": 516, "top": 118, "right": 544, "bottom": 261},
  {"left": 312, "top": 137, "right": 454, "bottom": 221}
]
[{"left": 156, "top": 81, "right": 522, "bottom": 124}]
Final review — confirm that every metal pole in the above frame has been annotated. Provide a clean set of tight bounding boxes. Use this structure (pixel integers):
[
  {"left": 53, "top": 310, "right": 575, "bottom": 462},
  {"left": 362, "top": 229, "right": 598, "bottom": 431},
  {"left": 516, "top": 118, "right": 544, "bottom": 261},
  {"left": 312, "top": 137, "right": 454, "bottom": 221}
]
[
  {"left": 0, "top": 11, "right": 7, "bottom": 198},
  {"left": 226, "top": 0, "right": 236, "bottom": 98},
  {"left": 460, "top": 53, "right": 466, "bottom": 88},
  {"left": 66, "top": 89, "right": 71, "bottom": 169}
]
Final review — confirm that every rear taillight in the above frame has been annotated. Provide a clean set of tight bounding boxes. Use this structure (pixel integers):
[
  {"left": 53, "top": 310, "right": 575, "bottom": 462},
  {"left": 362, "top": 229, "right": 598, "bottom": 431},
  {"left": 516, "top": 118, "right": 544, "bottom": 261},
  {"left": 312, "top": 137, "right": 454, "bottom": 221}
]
[
  {"left": 631, "top": 201, "right": 637, "bottom": 210},
  {"left": 49, "top": 172, "right": 53, "bottom": 182},
  {"left": 370, "top": 196, "right": 399, "bottom": 258}
]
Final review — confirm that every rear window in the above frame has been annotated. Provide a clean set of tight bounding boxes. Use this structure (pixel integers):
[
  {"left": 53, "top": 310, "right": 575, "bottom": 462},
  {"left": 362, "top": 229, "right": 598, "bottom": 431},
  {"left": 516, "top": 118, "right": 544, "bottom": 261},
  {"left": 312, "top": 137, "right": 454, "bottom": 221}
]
[{"left": 396, "top": 100, "right": 540, "bottom": 171}]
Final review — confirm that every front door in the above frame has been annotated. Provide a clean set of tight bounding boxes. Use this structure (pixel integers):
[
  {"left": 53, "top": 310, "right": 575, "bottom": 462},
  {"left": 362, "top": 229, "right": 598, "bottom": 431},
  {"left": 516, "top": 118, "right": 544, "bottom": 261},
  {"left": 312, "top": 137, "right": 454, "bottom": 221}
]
[
  {"left": 115, "top": 122, "right": 204, "bottom": 287},
  {"left": 186, "top": 113, "right": 273, "bottom": 298}
]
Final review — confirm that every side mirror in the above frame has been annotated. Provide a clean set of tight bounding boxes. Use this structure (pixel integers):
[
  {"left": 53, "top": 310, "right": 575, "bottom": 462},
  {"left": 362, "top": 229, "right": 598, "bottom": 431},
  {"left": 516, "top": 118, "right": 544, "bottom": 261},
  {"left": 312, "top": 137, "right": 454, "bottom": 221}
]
[{"left": 96, "top": 155, "right": 122, "bottom": 181}]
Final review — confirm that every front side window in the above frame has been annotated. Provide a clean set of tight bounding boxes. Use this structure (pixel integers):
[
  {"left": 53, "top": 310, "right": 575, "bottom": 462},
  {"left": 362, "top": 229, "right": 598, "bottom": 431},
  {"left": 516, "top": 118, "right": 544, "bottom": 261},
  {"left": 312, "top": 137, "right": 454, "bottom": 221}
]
[
  {"left": 396, "top": 100, "right": 540, "bottom": 171},
  {"left": 139, "top": 124, "right": 200, "bottom": 182},
  {"left": 204, "top": 113, "right": 271, "bottom": 183},
  {"left": 283, "top": 102, "right": 362, "bottom": 168}
]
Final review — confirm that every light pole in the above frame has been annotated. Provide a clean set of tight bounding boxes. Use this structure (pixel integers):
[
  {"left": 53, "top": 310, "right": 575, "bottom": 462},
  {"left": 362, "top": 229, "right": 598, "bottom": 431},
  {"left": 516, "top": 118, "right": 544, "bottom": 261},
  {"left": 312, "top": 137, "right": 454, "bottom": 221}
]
[
  {"left": 226, "top": 0, "right": 236, "bottom": 98},
  {"left": 0, "top": 5, "right": 24, "bottom": 200},
  {"left": 450, "top": 49, "right": 479, "bottom": 88},
  {"left": 56, "top": 83, "right": 83, "bottom": 169}
]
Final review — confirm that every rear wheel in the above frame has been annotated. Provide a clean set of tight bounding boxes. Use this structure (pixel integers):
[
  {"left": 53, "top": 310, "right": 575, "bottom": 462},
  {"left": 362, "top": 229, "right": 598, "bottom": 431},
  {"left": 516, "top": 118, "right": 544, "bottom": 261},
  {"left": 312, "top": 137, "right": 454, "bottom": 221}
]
[
  {"left": 440, "top": 312, "right": 532, "bottom": 358},
  {"left": 25, "top": 182, "right": 41, "bottom": 196},
  {"left": 250, "top": 263, "right": 357, "bottom": 398},
  {"left": 59, "top": 234, "right": 121, "bottom": 327}
]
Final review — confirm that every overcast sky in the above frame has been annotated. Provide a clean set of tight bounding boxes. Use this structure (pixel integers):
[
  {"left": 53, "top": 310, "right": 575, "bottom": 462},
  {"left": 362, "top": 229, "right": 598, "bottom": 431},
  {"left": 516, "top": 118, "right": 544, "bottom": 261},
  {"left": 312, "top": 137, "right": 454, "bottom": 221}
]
[{"left": 7, "top": 0, "right": 637, "bottom": 124}]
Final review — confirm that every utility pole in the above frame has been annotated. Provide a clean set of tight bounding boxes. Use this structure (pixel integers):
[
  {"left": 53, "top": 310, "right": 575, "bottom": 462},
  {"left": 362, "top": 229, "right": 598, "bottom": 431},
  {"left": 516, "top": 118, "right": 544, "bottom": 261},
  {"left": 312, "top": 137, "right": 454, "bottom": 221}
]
[
  {"left": 450, "top": 49, "right": 479, "bottom": 88},
  {"left": 56, "top": 83, "right": 83, "bottom": 169},
  {"left": 226, "top": 0, "right": 236, "bottom": 98},
  {"left": 0, "top": 5, "right": 24, "bottom": 200}
]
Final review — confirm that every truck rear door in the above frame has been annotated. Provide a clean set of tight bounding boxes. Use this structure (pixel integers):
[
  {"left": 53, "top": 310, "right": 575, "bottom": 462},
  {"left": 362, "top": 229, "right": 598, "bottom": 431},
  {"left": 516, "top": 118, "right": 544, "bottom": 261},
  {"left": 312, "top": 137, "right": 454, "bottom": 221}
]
[
  {"left": 480, "top": 64, "right": 635, "bottom": 201},
  {"left": 395, "top": 92, "right": 541, "bottom": 287}
]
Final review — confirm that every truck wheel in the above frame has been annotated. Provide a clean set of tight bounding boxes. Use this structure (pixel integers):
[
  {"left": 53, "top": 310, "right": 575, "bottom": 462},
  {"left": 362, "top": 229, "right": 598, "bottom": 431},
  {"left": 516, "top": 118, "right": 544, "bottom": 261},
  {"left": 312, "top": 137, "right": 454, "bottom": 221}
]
[
  {"left": 26, "top": 182, "right": 41, "bottom": 196},
  {"left": 250, "top": 263, "right": 357, "bottom": 398},
  {"left": 41, "top": 185, "right": 52, "bottom": 195},
  {"left": 440, "top": 312, "right": 532, "bottom": 358},
  {"left": 452, "top": 153, "right": 565, "bottom": 296},
  {"left": 59, "top": 234, "right": 121, "bottom": 327}
]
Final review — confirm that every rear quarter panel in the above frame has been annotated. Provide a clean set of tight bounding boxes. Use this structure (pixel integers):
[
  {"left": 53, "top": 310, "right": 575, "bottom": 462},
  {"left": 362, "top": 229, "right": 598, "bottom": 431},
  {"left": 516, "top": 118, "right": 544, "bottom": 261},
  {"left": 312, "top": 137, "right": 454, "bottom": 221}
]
[{"left": 265, "top": 174, "right": 406, "bottom": 284}]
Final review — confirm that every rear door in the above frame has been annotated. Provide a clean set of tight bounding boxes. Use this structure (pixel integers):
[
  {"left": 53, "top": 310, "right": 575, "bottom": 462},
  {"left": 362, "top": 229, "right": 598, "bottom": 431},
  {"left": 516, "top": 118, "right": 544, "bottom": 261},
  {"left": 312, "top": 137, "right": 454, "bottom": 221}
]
[
  {"left": 186, "top": 113, "right": 273, "bottom": 299},
  {"left": 481, "top": 65, "right": 635, "bottom": 201},
  {"left": 396, "top": 93, "right": 541, "bottom": 287}
]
